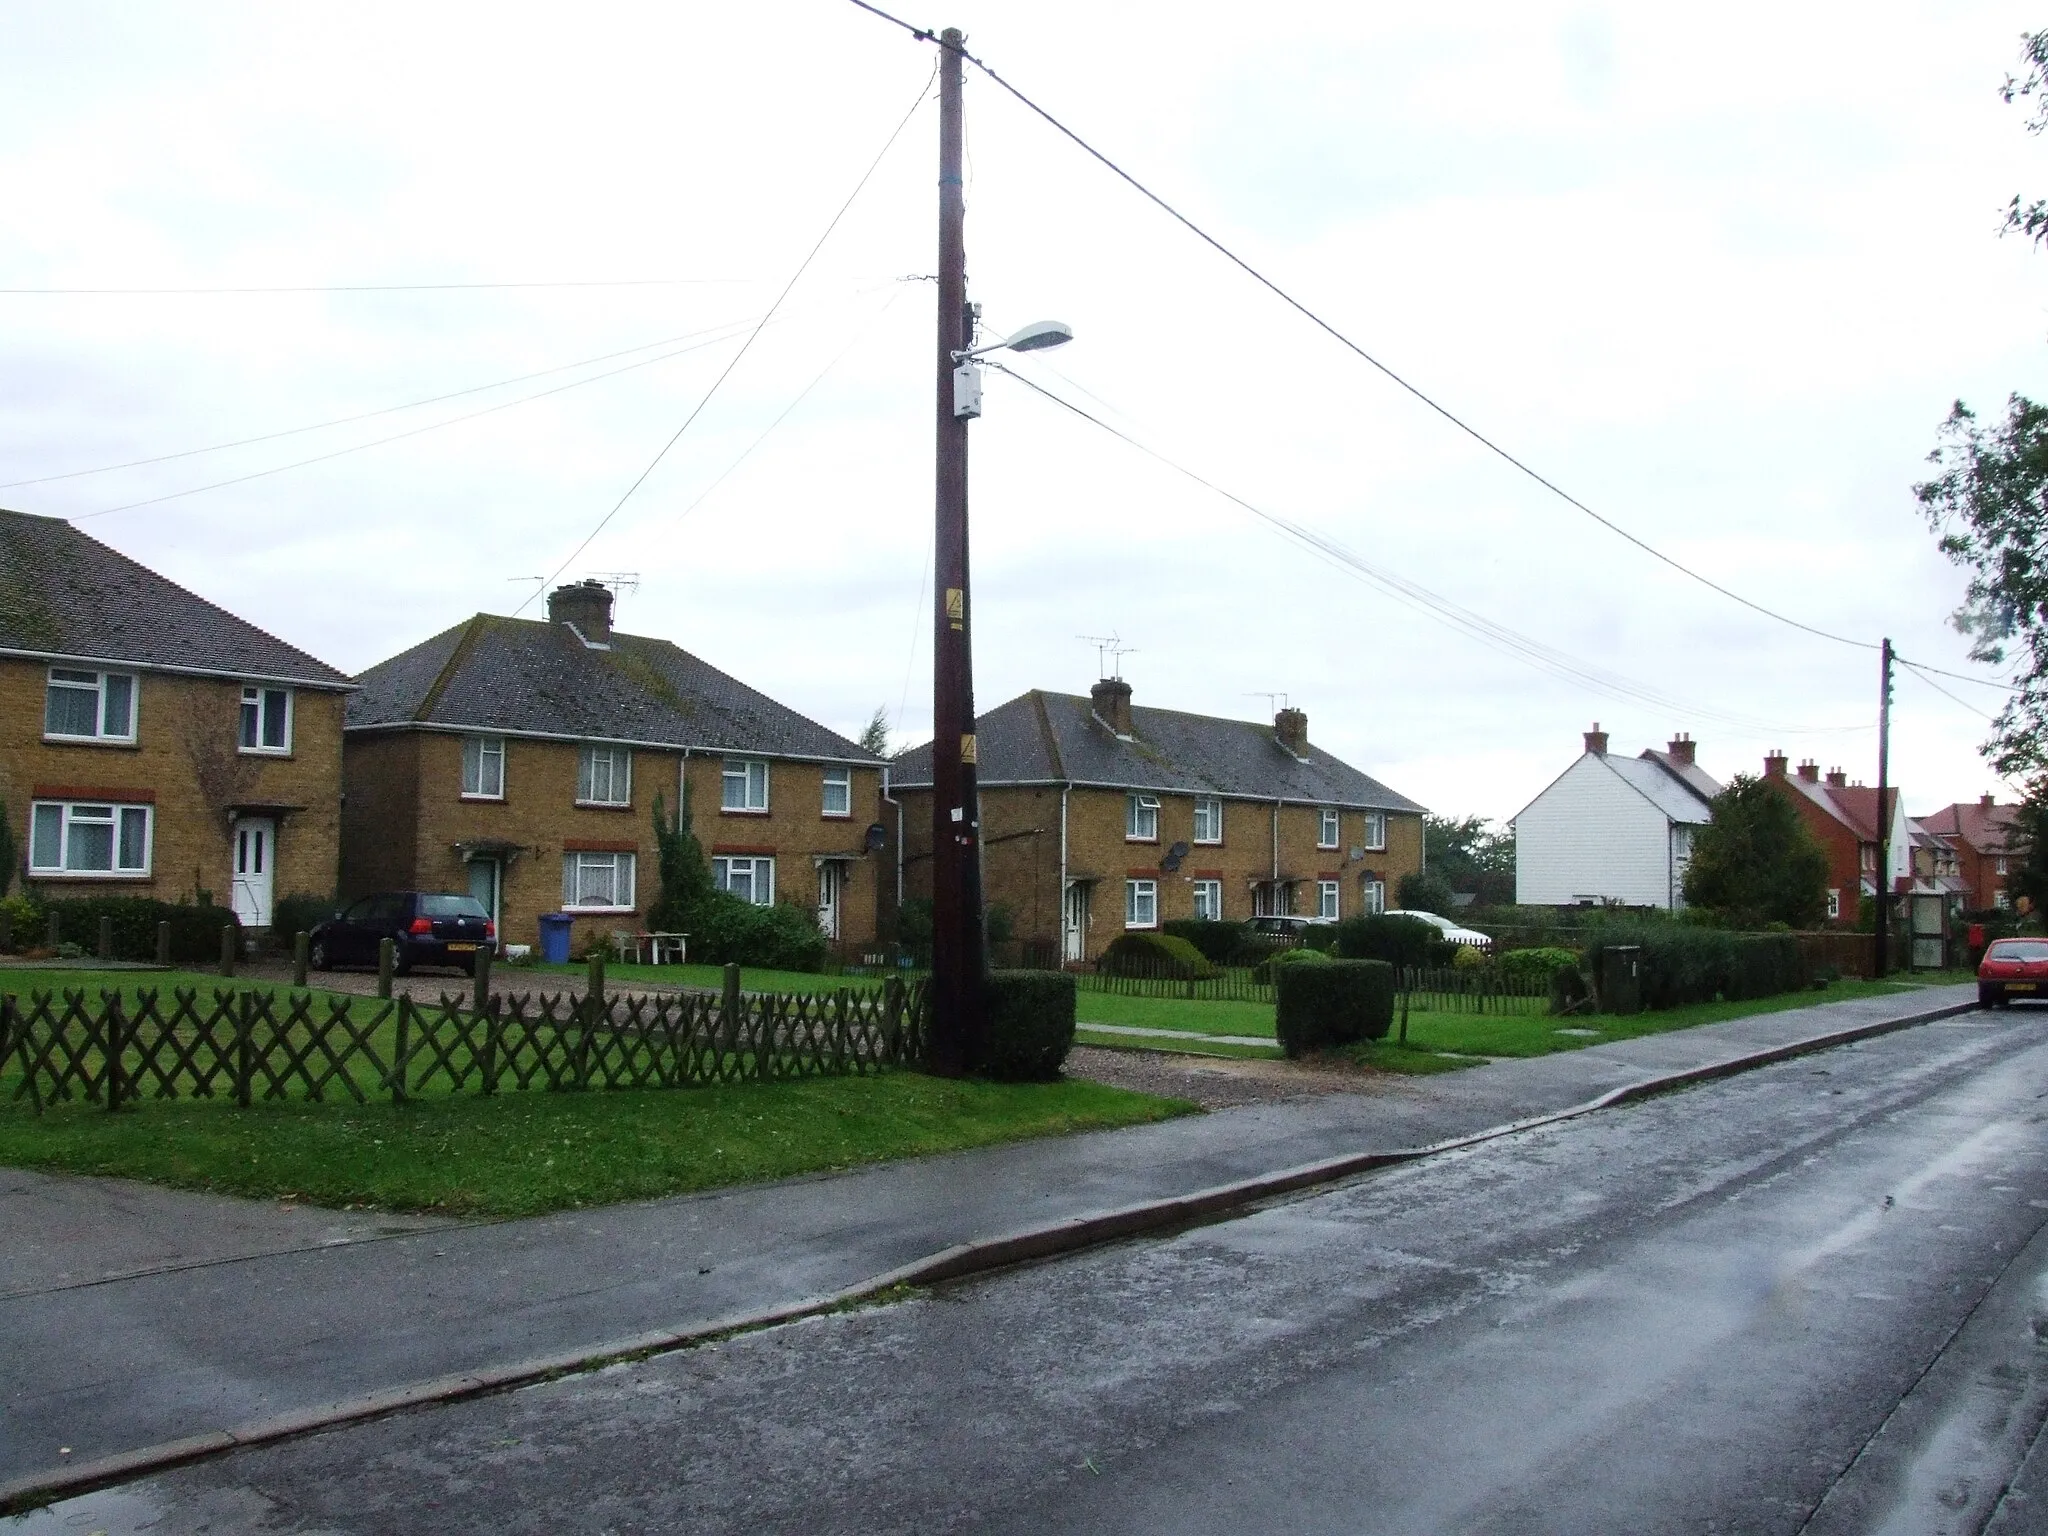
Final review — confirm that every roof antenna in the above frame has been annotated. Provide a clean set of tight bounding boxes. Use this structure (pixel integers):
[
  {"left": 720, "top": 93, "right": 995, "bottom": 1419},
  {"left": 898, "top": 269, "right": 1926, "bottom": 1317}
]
[
  {"left": 586, "top": 572, "right": 640, "bottom": 605},
  {"left": 1078, "top": 632, "right": 1137, "bottom": 680},
  {"left": 1246, "top": 691, "right": 1289, "bottom": 714}
]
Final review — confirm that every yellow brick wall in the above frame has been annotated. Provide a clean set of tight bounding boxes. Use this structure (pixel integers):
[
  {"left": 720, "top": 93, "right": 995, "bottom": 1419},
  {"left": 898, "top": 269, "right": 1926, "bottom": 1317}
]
[{"left": 0, "top": 658, "right": 344, "bottom": 916}]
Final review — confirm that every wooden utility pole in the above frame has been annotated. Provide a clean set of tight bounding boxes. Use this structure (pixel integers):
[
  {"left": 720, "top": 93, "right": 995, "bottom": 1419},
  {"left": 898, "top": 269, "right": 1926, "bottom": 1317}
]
[
  {"left": 1875, "top": 636, "right": 1893, "bottom": 979},
  {"left": 927, "top": 25, "right": 988, "bottom": 1077}
]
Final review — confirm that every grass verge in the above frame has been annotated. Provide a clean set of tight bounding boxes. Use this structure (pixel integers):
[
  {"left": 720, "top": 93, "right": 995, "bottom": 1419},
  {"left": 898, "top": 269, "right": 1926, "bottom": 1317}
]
[{"left": 0, "top": 1072, "right": 1194, "bottom": 1218}]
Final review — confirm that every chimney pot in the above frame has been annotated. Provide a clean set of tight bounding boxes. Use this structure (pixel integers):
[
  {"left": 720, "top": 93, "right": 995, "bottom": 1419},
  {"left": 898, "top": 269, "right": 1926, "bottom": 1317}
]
[
  {"left": 547, "top": 580, "right": 614, "bottom": 645},
  {"left": 1584, "top": 723, "right": 1608, "bottom": 756},
  {"left": 1981, "top": 792, "right": 1998, "bottom": 810},
  {"left": 1667, "top": 733, "right": 1696, "bottom": 765},
  {"left": 1825, "top": 767, "right": 1847, "bottom": 788},
  {"left": 1797, "top": 760, "right": 1820, "bottom": 783},
  {"left": 1763, "top": 750, "right": 1789, "bottom": 778},
  {"left": 1275, "top": 706, "right": 1309, "bottom": 755},
  {"left": 1090, "top": 677, "right": 1133, "bottom": 737}
]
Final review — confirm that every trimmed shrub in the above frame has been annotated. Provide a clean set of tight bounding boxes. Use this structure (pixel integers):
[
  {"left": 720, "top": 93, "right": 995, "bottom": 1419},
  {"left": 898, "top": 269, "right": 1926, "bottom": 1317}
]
[
  {"left": 1581, "top": 924, "right": 1806, "bottom": 1011},
  {"left": 686, "top": 892, "right": 828, "bottom": 972},
  {"left": 1099, "top": 931, "right": 1217, "bottom": 979},
  {"left": 1334, "top": 914, "right": 1452, "bottom": 970},
  {"left": 1253, "top": 945, "right": 1332, "bottom": 984},
  {"left": 1451, "top": 942, "right": 1488, "bottom": 970},
  {"left": 1301, "top": 922, "right": 1340, "bottom": 953},
  {"left": 271, "top": 892, "right": 338, "bottom": 945},
  {"left": 978, "top": 969, "right": 1077, "bottom": 1081},
  {"left": 28, "top": 895, "right": 239, "bottom": 964},
  {"left": 1163, "top": 918, "right": 1247, "bottom": 966},
  {"left": 1275, "top": 958, "right": 1396, "bottom": 1057},
  {"left": 1499, "top": 946, "right": 1582, "bottom": 985}
]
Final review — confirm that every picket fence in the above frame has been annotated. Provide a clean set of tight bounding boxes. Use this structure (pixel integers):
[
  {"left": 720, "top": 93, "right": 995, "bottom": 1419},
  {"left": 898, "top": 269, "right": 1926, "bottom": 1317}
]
[{"left": 1, "top": 978, "right": 929, "bottom": 1112}]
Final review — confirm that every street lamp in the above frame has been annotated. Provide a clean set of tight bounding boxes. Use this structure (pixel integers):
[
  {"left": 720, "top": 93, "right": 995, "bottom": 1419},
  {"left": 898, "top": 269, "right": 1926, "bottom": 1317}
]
[{"left": 925, "top": 28, "right": 1075, "bottom": 1077}]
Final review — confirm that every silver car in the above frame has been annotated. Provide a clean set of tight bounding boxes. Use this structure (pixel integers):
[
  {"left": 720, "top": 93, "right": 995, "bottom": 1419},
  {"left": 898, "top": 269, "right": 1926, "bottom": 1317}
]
[{"left": 1382, "top": 909, "right": 1494, "bottom": 950}]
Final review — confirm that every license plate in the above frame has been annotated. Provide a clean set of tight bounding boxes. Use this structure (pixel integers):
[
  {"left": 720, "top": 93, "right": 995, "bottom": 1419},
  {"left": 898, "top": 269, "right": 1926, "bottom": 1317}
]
[
  {"left": 446, "top": 943, "right": 478, "bottom": 953},
  {"left": 2006, "top": 981, "right": 2035, "bottom": 992}
]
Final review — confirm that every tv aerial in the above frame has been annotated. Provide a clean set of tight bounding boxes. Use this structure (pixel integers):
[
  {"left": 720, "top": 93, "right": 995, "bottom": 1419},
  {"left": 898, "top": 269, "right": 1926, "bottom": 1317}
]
[{"left": 1079, "top": 632, "right": 1138, "bottom": 680}]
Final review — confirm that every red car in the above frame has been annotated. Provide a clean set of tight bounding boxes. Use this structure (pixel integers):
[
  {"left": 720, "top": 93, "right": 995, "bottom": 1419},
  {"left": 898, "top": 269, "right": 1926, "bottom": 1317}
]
[{"left": 1977, "top": 937, "right": 2048, "bottom": 1007}]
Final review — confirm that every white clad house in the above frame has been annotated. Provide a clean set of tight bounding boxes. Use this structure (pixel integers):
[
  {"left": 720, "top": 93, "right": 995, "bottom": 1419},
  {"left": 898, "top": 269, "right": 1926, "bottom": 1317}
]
[{"left": 1512, "top": 726, "right": 1720, "bottom": 909}]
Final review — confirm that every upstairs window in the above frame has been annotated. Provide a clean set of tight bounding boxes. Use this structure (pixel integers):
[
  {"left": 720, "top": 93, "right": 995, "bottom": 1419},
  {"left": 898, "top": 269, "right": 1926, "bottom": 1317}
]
[
  {"left": 577, "top": 745, "right": 631, "bottom": 806},
  {"left": 1364, "top": 812, "right": 1388, "bottom": 851},
  {"left": 461, "top": 735, "right": 505, "bottom": 799},
  {"left": 822, "top": 766, "right": 853, "bottom": 818},
  {"left": 1124, "top": 878, "right": 1158, "bottom": 929},
  {"left": 239, "top": 686, "right": 292, "bottom": 754},
  {"left": 723, "top": 757, "right": 769, "bottom": 812},
  {"left": 1318, "top": 808, "right": 1341, "bottom": 849},
  {"left": 45, "top": 668, "right": 135, "bottom": 742},
  {"left": 1126, "top": 792, "right": 1160, "bottom": 842},
  {"left": 1192, "top": 796, "right": 1223, "bottom": 844}
]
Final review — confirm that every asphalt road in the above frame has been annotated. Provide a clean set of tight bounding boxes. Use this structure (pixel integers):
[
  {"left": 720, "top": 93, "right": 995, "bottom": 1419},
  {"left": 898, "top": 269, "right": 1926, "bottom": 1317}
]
[{"left": 9, "top": 1005, "right": 2048, "bottom": 1535}]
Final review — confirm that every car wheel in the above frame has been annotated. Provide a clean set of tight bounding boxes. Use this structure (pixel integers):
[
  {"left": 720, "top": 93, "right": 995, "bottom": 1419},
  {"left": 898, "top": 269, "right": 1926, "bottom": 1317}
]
[{"left": 309, "top": 938, "right": 330, "bottom": 971}]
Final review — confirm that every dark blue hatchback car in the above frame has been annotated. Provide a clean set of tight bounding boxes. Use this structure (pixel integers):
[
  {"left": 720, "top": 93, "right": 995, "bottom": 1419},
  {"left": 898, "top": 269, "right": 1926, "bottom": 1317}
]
[{"left": 309, "top": 892, "right": 495, "bottom": 976}]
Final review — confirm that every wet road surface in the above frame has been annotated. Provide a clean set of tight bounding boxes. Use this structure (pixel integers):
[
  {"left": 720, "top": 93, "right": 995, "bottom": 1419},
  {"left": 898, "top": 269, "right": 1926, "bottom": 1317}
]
[{"left": 9, "top": 1006, "right": 2048, "bottom": 1534}]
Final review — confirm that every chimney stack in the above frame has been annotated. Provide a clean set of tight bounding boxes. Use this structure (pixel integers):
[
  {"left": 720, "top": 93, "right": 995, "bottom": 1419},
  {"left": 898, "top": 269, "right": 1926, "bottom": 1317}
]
[
  {"left": 1825, "top": 767, "right": 1847, "bottom": 788},
  {"left": 1763, "top": 750, "right": 1789, "bottom": 778},
  {"left": 1981, "top": 792, "right": 1998, "bottom": 810},
  {"left": 1090, "top": 677, "right": 1133, "bottom": 737},
  {"left": 547, "top": 580, "right": 614, "bottom": 645},
  {"left": 1796, "top": 759, "right": 1820, "bottom": 783},
  {"left": 1583, "top": 722, "right": 1608, "bottom": 756},
  {"left": 1275, "top": 706, "right": 1309, "bottom": 755},
  {"left": 1667, "top": 732, "right": 1696, "bottom": 765}
]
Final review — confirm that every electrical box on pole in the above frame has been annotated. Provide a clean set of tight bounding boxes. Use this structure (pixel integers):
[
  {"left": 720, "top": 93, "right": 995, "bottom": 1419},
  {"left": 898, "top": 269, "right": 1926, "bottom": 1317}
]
[{"left": 952, "top": 360, "right": 983, "bottom": 419}]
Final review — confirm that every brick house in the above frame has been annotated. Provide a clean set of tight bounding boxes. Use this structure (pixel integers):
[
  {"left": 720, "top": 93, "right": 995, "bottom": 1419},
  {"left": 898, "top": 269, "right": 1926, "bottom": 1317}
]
[
  {"left": 342, "top": 582, "right": 886, "bottom": 957},
  {"left": 0, "top": 509, "right": 351, "bottom": 933},
  {"left": 888, "top": 678, "right": 1425, "bottom": 964},
  {"left": 1757, "top": 753, "right": 1910, "bottom": 923},
  {"left": 1916, "top": 795, "right": 2018, "bottom": 910}
]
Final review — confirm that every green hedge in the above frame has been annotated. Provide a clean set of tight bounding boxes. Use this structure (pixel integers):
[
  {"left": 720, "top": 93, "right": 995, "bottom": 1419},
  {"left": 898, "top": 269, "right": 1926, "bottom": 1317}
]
[
  {"left": 1253, "top": 946, "right": 1331, "bottom": 984},
  {"left": 1163, "top": 918, "right": 1245, "bottom": 965},
  {"left": 978, "top": 969, "right": 1077, "bottom": 1081},
  {"left": 686, "top": 892, "right": 828, "bottom": 972},
  {"left": 1099, "top": 931, "right": 1216, "bottom": 979},
  {"left": 1582, "top": 925, "right": 1806, "bottom": 1011},
  {"left": 1499, "top": 946, "right": 1581, "bottom": 984},
  {"left": 1275, "top": 958, "right": 1395, "bottom": 1057},
  {"left": 5, "top": 895, "right": 239, "bottom": 964},
  {"left": 1333, "top": 915, "right": 1452, "bottom": 970}
]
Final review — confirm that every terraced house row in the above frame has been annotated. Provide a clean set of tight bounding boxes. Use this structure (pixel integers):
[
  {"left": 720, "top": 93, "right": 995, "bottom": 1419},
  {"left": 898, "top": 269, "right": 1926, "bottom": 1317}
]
[{"left": 0, "top": 511, "right": 1426, "bottom": 962}]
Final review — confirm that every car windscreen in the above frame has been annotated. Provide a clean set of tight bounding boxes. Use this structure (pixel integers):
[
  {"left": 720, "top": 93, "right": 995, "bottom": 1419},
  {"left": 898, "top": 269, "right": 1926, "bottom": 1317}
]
[
  {"left": 1988, "top": 940, "right": 2048, "bottom": 961},
  {"left": 421, "top": 895, "right": 490, "bottom": 919}
]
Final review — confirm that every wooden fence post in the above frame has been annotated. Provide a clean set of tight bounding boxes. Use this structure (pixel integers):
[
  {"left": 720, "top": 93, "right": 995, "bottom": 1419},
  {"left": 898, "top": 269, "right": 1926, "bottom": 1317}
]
[
  {"left": 721, "top": 963, "right": 743, "bottom": 1068},
  {"left": 0, "top": 906, "right": 12, "bottom": 953},
  {"left": 479, "top": 995, "right": 500, "bottom": 1096},
  {"left": 883, "top": 975, "right": 905, "bottom": 1059},
  {"left": 234, "top": 990, "right": 254, "bottom": 1108},
  {"left": 377, "top": 938, "right": 395, "bottom": 1000},
  {"left": 97, "top": 916, "right": 114, "bottom": 963},
  {"left": 472, "top": 946, "right": 493, "bottom": 1014},
  {"left": 390, "top": 997, "right": 410, "bottom": 1104},
  {"left": 575, "top": 954, "right": 605, "bottom": 1090},
  {"left": 154, "top": 921, "right": 171, "bottom": 968},
  {"left": 103, "top": 994, "right": 127, "bottom": 1112},
  {"left": 292, "top": 931, "right": 310, "bottom": 989},
  {"left": 218, "top": 924, "right": 237, "bottom": 979}
]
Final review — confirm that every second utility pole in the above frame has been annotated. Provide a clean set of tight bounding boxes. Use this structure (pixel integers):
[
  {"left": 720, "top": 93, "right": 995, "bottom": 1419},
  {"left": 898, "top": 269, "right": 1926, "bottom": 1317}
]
[
  {"left": 1874, "top": 637, "right": 1893, "bottom": 979},
  {"left": 927, "top": 25, "right": 988, "bottom": 1077}
]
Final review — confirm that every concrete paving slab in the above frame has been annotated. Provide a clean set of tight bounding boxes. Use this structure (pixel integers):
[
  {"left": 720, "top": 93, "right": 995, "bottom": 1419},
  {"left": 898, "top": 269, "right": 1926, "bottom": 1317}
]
[{"left": 0, "top": 982, "right": 1978, "bottom": 1505}]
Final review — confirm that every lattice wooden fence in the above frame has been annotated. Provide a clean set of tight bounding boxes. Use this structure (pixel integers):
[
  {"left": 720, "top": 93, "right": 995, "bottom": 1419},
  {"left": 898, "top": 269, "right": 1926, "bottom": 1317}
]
[{"left": 0, "top": 978, "right": 929, "bottom": 1112}]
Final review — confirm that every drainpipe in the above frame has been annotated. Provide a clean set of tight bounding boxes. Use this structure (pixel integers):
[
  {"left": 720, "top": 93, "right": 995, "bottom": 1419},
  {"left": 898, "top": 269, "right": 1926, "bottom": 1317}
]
[
  {"left": 881, "top": 765, "right": 903, "bottom": 911},
  {"left": 1058, "top": 784, "right": 1069, "bottom": 961},
  {"left": 1272, "top": 798, "right": 1282, "bottom": 913}
]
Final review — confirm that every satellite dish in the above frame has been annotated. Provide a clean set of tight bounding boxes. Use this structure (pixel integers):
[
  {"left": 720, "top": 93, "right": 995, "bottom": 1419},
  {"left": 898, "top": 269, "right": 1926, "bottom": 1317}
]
[
  {"left": 864, "top": 822, "right": 888, "bottom": 853},
  {"left": 1160, "top": 840, "right": 1191, "bottom": 873}
]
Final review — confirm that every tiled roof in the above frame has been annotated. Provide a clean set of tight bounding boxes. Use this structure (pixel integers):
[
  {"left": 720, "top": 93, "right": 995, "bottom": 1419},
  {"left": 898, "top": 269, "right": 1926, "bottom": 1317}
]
[
  {"left": 0, "top": 508, "right": 350, "bottom": 686},
  {"left": 1606, "top": 753, "right": 1716, "bottom": 824},
  {"left": 347, "top": 613, "right": 878, "bottom": 762},
  {"left": 889, "top": 689, "right": 1425, "bottom": 812},
  {"left": 1638, "top": 748, "right": 1722, "bottom": 804},
  {"left": 1918, "top": 800, "right": 2016, "bottom": 854}
]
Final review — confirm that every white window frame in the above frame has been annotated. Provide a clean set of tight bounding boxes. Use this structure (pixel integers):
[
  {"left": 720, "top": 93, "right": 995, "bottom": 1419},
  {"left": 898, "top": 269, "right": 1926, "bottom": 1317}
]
[
  {"left": 1364, "top": 812, "right": 1388, "bottom": 852},
  {"left": 44, "top": 667, "right": 136, "bottom": 743},
  {"left": 821, "top": 766, "right": 853, "bottom": 819},
  {"left": 576, "top": 744, "right": 632, "bottom": 807},
  {"left": 1317, "top": 880, "right": 1340, "bottom": 921},
  {"left": 1317, "top": 808, "right": 1341, "bottom": 850},
  {"left": 1125, "top": 878, "right": 1158, "bottom": 929},
  {"left": 1362, "top": 878, "right": 1386, "bottom": 915},
  {"left": 1192, "top": 878, "right": 1223, "bottom": 922},
  {"left": 560, "top": 850, "right": 636, "bottom": 911},
  {"left": 1126, "top": 792, "right": 1160, "bottom": 842},
  {"left": 722, "top": 757, "right": 770, "bottom": 813},
  {"left": 1826, "top": 889, "right": 1841, "bottom": 920},
  {"left": 712, "top": 855, "right": 777, "bottom": 906},
  {"left": 28, "top": 799, "right": 153, "bottom": 878},
  {"left": 461, "top": 735, "right": 505, "bottom": 800},
  {"left": 1192, "top": 795, "right": 1223, "bottom": 845},
  {"left": 238, "top": 685, "right": 293, "bottom": 755}
]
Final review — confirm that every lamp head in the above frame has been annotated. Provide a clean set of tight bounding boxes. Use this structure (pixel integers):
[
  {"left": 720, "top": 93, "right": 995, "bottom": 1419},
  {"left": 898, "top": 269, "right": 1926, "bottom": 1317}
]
[{"left": 1001, "top": 320, "right": 1073, "bottom": 353}]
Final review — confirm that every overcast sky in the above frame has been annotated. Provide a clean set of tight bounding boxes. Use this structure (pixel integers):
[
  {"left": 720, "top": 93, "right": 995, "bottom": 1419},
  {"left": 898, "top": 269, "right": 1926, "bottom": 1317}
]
[{"left": 4, "top": 1, "right": 2045, "bottom": 823}]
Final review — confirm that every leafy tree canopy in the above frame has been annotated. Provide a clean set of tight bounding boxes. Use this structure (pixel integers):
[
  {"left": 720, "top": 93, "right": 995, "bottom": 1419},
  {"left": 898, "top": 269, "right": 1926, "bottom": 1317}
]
[
  {"left": 1423, "top": 814, "right": 1515, "bottom": 906},
  {"left": 2002, "top": 29, "right": 2048, "bottom": 246},
  {"left": 1681, "top": 774, "right": 1830, "bottom": 929},
  {"left": 858, "top": 706, "right": 891, "bottom": 758}
]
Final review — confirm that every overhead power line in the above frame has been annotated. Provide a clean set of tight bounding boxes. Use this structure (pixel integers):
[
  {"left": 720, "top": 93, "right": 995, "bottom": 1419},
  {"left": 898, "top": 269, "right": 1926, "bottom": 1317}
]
[
  {"left": 0, "top": 277, "right": 752, "bottom": 295},
  {"left": 1897, "top": 659, "right": 1999, "bottom": 721},
  {"left": 512, "top": 59, "right": 939, "bottom": 615},
  {"left": 985, "top": 358, "right": 1865, "bottom": 738}
]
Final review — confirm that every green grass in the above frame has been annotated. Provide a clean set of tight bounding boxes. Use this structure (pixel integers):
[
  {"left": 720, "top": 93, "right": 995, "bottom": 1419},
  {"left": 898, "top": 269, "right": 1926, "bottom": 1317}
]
[
  {"left": 1074, "top": 990, "right": 1278, "bottom": 1037},
  {"left": 1073, "top": 1027, "right": 1283, "bottom": 1060},
  {"left": 0, "top": 967, "right": 362, "bottom": 1007},
  {"left": 520, "top": 960, "right": 895, "bottom": 995},
  {"left": 0, "top": 1072, "right": 1193, "bottom": 1217}
]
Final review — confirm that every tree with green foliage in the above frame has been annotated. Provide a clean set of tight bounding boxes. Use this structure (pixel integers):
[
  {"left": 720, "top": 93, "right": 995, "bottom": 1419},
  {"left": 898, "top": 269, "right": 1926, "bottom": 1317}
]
[
  {"left": 646, "top": 785, "right": 714, "bottom": 932},
  {"left": 1396, "top": 869, "right": 1456, "bottom": 915},
  {"left": 1423, "top": 814, "right": 1515, "bottom": 906},
  {"left": 1999, "top": 29, "right": 2048, "bottom": 248},
  {"left": 858, "top": 706, "right": 890, "bottom": 757},
  {"left": 1682, "top": 774, "right": 1830, "bottom": 928},
  {"left": 2003, "top": 792, "right": 2048, "bottom": 920}
]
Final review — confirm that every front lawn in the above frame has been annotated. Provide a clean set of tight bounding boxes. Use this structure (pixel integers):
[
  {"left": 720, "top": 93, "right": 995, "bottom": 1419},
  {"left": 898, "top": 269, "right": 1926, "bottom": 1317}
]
[
  {"left": 0, "top": 1072, "right": 1193, "bottom": 1217},
  {"left": 518, "top": 960, "right": 896, "bottom": 995},
  {"left": 1075, "top": 990, "right": 1277, "bottom": 1038}
]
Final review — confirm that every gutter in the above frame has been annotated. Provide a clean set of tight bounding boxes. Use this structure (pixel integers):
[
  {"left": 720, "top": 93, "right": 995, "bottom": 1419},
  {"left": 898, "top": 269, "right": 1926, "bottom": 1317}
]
[
  {"left": 0, "top": 646, "right": 356, "bottom": 693},
  {"left": 342, "top": 720, "right": 880, "bottom": 769}
]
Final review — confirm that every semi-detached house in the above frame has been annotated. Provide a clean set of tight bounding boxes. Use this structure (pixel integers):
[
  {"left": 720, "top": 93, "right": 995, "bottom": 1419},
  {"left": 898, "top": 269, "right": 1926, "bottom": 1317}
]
[
  {"left": 1513, "top": 727, "right": 1718, "bottom": 910},
  {"left": 342, "top": 582, "right": 886, "bottom": 957},
  {"left": 889, "top": 677, "right": 1425, "bottom": 964},
  {"left": 0, "top": 509, "right": 351, "bottom": 932}
]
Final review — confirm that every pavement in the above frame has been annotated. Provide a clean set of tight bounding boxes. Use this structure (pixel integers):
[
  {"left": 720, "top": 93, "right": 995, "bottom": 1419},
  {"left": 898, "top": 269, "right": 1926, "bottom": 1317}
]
[{"left": 0, "top": 981, "right": 1978, "bottom": 1511}]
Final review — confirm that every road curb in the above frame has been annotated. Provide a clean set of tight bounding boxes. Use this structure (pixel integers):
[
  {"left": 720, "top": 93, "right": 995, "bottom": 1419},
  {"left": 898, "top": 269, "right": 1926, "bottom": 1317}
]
[{"left": 0, "top": 992, "right": 1978, "bottom": 1516}]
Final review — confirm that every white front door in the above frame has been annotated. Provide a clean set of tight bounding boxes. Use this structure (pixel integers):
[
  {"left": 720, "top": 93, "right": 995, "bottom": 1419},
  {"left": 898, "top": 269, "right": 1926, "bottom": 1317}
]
[
  {"left": 1062, "top": 882, "right": 1090, "bottom": 962},
  {"left": 230, "top": 818, "right": 276, "bottom": 929},
  {"left": 817, "top": 861, "right": 843, "bottom": 939}
]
